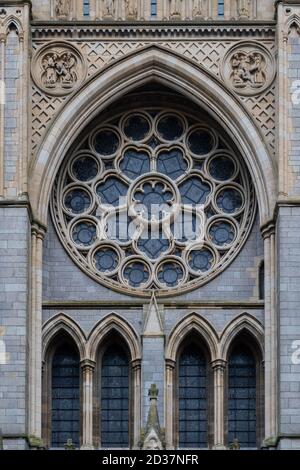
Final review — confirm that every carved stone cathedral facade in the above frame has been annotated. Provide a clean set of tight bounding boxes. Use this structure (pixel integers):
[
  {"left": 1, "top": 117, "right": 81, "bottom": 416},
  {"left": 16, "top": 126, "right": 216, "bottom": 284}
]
[{"left": 0, "top": 0, "right": 300, "bottom": 450}]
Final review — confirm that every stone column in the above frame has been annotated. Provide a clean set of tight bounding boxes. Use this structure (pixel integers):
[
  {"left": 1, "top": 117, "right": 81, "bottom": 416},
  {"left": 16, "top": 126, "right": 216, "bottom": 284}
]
[
  {"left": 262, "top": 222, "right": 277, "bottom": 442},
  {"left": 81, "top": 359, "right": 95, "bottom": 449},
  {"left": 28, "top": 222, "right": 46, "bottom": 439},
  {"left": 0, "top": 33, "right": 6, "bottom": 198},
  {"left": 165, "top": 358, "right": 175, "bottom": 449},
  {"left": 132, "top": 359, "right": 142, "bottom": 448},
  {"left": 212, "top": 359, "right": 227, "bottom": 449}
]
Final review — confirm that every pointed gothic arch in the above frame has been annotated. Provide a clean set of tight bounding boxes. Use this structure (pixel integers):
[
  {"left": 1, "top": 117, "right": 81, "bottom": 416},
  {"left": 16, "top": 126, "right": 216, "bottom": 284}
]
[{"left": 29, "top": 45, "right": 276, "bottom": 227}]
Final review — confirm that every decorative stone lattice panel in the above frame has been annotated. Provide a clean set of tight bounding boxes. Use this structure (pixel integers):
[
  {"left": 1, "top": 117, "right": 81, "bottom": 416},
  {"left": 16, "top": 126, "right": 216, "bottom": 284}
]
[{"left": 31, "top": 39, "right": 276, "bottom": 156}]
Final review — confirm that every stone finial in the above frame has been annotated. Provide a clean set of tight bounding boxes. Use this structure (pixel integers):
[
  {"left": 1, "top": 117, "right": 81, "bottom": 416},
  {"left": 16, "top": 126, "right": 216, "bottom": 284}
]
[
  {"left": 229, "top": 438, "right": 241, "bottom": 450},
  {"left": 142, "top": 384, "right": 164, "bottom": 450},
  {"left": 64, "top": 438, "right": 76, "bottom": 450}
]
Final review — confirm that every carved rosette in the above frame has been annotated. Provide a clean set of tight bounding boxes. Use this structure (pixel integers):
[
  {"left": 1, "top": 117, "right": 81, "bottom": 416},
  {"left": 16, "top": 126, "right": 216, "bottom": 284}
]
[
  {"left": 32, "top": 42, "right": 87, "bottom": 97},
  {"left": 221, "top": 42, "right": 275, "bottom": 97}
]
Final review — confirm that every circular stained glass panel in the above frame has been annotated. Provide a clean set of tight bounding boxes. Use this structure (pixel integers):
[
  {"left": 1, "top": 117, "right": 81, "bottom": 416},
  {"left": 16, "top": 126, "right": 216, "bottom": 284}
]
[
  {"left": 64, "top": 188, "right": 92, "bottom": 214},
  {"left": 188, "top": 248, "right": 214, "bottom": 273},
  {"left": 157, "top": 260, "right": 184, "bottom": 287},
  {"left": 123, "top": 260, "right": 150, "bottom": 287},
  {"left": 188, "top": 129, "right": 215, "bottom": 156},
  {"left": 216, "top": 187, "right": 244, "bottom": 214},
  {"left": 72, "top": 155, "right": 99, "bottom": 182},
  {"left": 157, "top": 114, "right": 184, "bottom": 141},
  {"left": 72, "top": 221, "right": 97, "bottom": 247},
  {"left": 209, "top": 220, "right": 236, "bottom": 247},
  {"left": 123, "top": 114, "right": 151, "bottom": 141},
  {"left": 209, "top": 154, "right": 236, "bottom": 182},
  {"left": 94, "top": 247, "right": 119, "bottom": 273},
  {"left": 93, "top": 129, "right": 120, "bottom": 156}
]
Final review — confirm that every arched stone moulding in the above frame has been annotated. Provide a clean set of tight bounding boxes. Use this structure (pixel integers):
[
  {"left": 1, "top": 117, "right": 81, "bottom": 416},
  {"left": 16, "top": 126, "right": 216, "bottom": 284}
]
[
  {"left": 219, "top": 312, "right": 264, "bottom": 361},
  {"left": 29, "top": 45, "right": 277, "bottom": 228}
]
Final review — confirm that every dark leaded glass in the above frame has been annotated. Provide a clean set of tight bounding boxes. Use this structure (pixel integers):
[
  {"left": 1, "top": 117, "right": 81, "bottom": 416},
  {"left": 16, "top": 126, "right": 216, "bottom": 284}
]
[
  {"left": 157, "top": 149, "right": 188, "bottom": 180},
  {"left": 157, "top": 115, "right": 184, "bottom": 141},
  {"left": 96, "top": 177, "right": 128, "bottom": 206},
  {"left": 123, "top": 261, "right": 150, "bottom": 287},
  {"left": 72, "top": 221, "right": 97, "bottom": 247},
  {"left": 134, "top": 181, "right": 174, "bottom": 221},
  {"left": 216, "top": 188, "right": 243, "bottom": 214},
  {"left": 157, "top": 261, "right": 183, "bottom": 287},
  {"left": 94, "top": 247, "right": 119, "bottom": 273},
  {"left": 72, "top": 155, "right": 99, "bottom": 182},
  {"left": 64, "top": 188, "right": 91, "bottom": 214},
  {"left": 209, "top": 155, "right": 235, "bottom": 181},
  {"left": 119, "top": 149, "right": 150, "bottom": 179},
  {"left": 137, "top": 229, "right": 169, "bottom": 259},
  {"left": 179, "top": 176, "right": 211, "bottom": 206},
  {"left": 179, "top": 344, "right": 207, "bottom": 448},
  {"left": 259, "top": 262, "right": 265, "bottom": 300},
  {"left": 123, "top": 115, "right": 150, "bottom": 141},
  {"left": 228, "top": 345, "right": 257, "bottom": 448},
  {"left": 101, "top": 344, "right": 129, "bottom": 448},
  {"left": 51, "top": 343, "right": 80, "bottom": 448},
  {"left": 188, "top": 129, "right": 215, "bottom": 156},
  {"left": 209, "top": 220, "right": 235, "bottom": 247},
  {"left": 188, "top": 248, "right": 214, "bottom": 273},
  {"left": 94, "top": 130, "right": 120, "bottom": 156}
]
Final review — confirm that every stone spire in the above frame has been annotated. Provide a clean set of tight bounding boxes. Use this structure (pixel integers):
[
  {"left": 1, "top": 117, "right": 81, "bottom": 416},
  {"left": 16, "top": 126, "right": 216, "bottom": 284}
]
[{"left": 142, "top": 384, "right": 164, "bottom": 450}]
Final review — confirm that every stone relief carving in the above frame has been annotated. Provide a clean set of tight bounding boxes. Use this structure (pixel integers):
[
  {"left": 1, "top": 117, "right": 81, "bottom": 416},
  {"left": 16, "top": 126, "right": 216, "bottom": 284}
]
[
  {"left": 238, "top": 0, "right": 251, "bottom": 19},
  {"left": 104, "top": 0, "right": 115, "bottom": 18},
  {"left": 193, "top": 0, "right": 203, "bottom": 19},
  {"left": 126, "top": 0, "right": 137, "bottom": 20},
  {"left": 55, "top": 0, "right": 71, "bottom": 18},
  {"left": 170, "top": 0, "right": 182, "bottom": 18},
  {"left": 221, "top": 42, "right": 275, "bottom": 97},
  {"left": 32, "top": 42, "right": 86, "bottom": 96}
]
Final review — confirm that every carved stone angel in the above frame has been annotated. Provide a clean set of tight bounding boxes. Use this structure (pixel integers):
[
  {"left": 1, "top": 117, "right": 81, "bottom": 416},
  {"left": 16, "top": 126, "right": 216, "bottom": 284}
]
[{"left": 55, "top": 0, "right": 71, "bottom": 18}]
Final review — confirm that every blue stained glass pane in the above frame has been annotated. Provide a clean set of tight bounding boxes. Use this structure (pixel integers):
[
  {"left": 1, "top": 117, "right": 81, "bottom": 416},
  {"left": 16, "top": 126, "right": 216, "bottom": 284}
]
[
  {"left": 216, "top": 188, "right": 243, "bottom": 214},
  {"left": 94, "top": 130, "right": 120, "bottom": 156},
  {"left": 188, "top": 129, "right": 215, "bottom": 156},
  {"left": 179, "top": 176, "right": 211, "bottom": 206},
  {"left": 158, "top": 261, "right": 183, "bottom": 287},
  {"left": 188, "top": 248, "right": 214, "bottom": 273},
  {"left": 124, "top": 261, "right": 150, "bottom": 287},
  {"left": 72, "top": 155, "right": 98, "bottom": 182},
  {"left": 134, "top": 181, "right": 174, "bottom": 221},
  {"left": 209, "top": 220, "right": 235, "bottom": 246},
  {"left": 64, "top": 188, "right": 91, "bottom": 214},
  {"left": 157, "top": 115, "right": 184, "bottom": 141},
  {"left": 51, "top": 344, "right": 80, "bottom": 448},
  {"left": 209, "top": 155, "right": 235, "bottom": 181},
  {"left": 123, "top": 115, "right": 150, "bottom": 141},
  {"left": 72, "top": 221, "right": 97, "bottom": 246},
  {"left": 83, "top": 0, "right": 90, "bottom": 16},
  {"left": 218, "top": 0, "right": 224, "bottom": 16},
  {"left": 157, "top": 149, "right": 188, "bottom": 180},
  {"left": 151, "top": 0, "right": 157, "bottom": 16},
  {"left": 228, "top": 346, "right": 257, "bottom": 448},
  {"left": 101, "top": 345, "right": 129, "bottom": 448},
  {"left": 137, "top": 229, "right": 169, "bottom": 259},
  {"left": 96, "top": 177, "right": 128, "bottom": 206},
  {"left": 179, "top": 345, "right": 207, "bottom": 448},
  {"left": 94, "top": 247, "right": 119, "bottom": 273},
  {"left": 119, "top": 149, "right": 150, "bottom": 179}
]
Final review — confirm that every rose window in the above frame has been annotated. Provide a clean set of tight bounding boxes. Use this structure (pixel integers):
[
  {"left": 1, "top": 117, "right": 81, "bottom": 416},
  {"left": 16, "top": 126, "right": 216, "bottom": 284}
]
[{"left": 51, "top": 107, "right": 256, "bottom": 297}]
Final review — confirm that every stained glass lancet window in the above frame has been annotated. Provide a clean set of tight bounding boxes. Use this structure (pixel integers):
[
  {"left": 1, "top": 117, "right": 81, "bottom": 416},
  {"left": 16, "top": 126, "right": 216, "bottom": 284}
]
[
  {"left": 218, "top": 0, "right": 224, "bottom": 16},
  {"left": 83, "top": 0, "right": 90, "bottom": 16},
  {"left": 51, "top": 343, "right": 80, "bottom": 448},
  {"left": 151, "top": 0, "right": 157, "bottom": 17},
  {"left": 101, "top": 344, "right": 129, "bottom": 448},
  {"left": 228, "top": 345, "right": 257, "bottom": 448},
  {"left": 179, "top": 344, "right": 207, "bottom": 448}
]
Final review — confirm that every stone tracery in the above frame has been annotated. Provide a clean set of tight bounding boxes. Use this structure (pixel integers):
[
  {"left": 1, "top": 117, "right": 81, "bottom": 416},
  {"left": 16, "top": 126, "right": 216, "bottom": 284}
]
[{"left": 51, "top": 106, "right": 256, "bottom": 296}]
